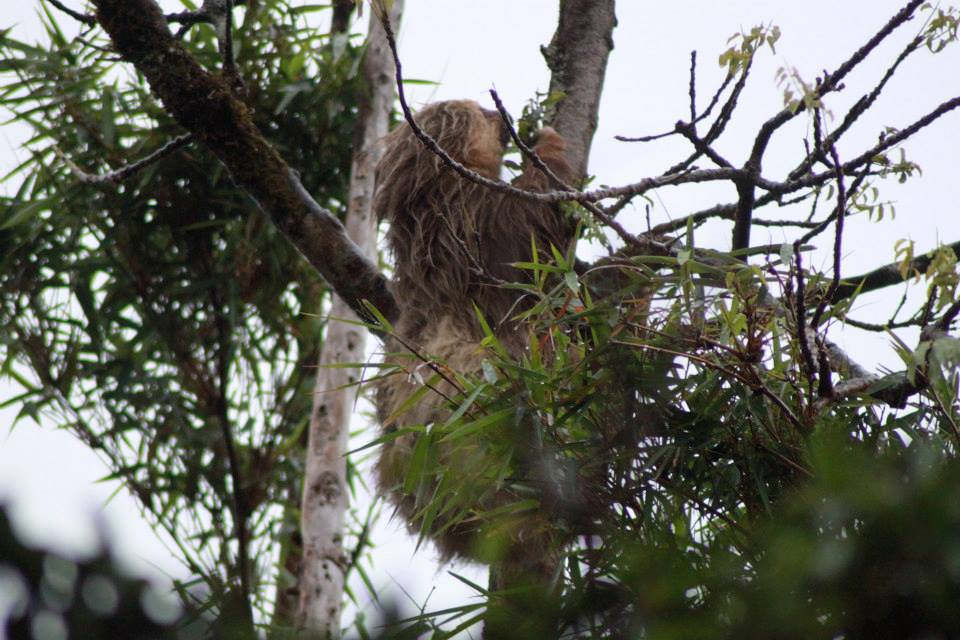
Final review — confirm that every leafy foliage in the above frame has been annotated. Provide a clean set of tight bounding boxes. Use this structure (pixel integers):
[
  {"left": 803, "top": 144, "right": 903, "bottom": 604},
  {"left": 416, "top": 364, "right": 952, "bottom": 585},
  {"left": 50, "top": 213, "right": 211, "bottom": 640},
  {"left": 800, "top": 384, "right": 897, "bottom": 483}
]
[
  {"left": 0, "top": 0, "right": 372, "bottom": 629},
  {"left": 376, "top": 241, "right": 960, "bottom": 638},
  {"left": 2, "top": 2, "right": 960, "bottom": 639}
]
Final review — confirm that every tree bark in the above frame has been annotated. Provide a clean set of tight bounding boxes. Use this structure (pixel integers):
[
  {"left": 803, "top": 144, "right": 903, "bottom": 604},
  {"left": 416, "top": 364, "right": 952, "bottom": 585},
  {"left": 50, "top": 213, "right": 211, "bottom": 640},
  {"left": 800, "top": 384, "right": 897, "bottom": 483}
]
[
  {"left": 295, "top": 1, "right": 404, "bottom": 637},
  {"left": 543, "top": 0, "right": 617, "bottom": 182},
  {"left": 90, "top": 0, "right": 399, "bottom": 326}
]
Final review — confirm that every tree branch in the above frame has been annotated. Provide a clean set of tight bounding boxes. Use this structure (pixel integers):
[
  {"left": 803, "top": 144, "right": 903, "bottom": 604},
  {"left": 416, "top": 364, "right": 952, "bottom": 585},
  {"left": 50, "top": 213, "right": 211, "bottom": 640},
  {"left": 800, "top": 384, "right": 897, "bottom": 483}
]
[
  {"left": 830, "top": 239, "right": 960, "bottom": 303},
  {"left": 56, "top": 134, "right": 195, "bottom": 185},
  {"left": 90, "top": 0, "right": 398, "bottom": 326},
  {"left": 43, "top": 0, "right": 96, "bottom": 25}
]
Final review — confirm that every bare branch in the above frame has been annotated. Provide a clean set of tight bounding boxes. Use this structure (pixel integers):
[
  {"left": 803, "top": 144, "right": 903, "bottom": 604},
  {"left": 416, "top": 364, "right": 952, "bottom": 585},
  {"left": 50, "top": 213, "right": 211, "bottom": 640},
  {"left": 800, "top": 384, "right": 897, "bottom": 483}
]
[
  {"left": 43, "top": 0, "right": 96, "bottom": 25},
  {"left": 616, "top": 52, "right": 737, "bottom": 144},
  {"left": 688, "top": 50, "right": 698, "bottom": 123},
  {"left": 730, "top": 0, "right": 925, "bottom": 253},
  {"left": 702, "top": 58, "right": 753, "bottom": 146},
  {"left": 377, "top": 15, "right": 550, "bottom": 200},
  {"left": 827, "top": 95, "right": 960, "bottom": 183},
  {"left": 789, "top": 35, "right": 924, "bottom": 181},
  {"left": 489, "top": 90, "right": 572, "bottom": 191},
  {"left": 810, "top": 145, "right": 848, "bottom": 332},
  {"left": 792, "top": 250, "right": 817, "bottom": 398},
  {"left": 749, "top": 0, "right": 924, "bottom": 172},
  {"left": 675, "top": 121, "right": 733, "bottom": 168},
  {"left": 376, "top": 13, "right": 647, "bottom": 253},
  {"left": 488, "top": 89, "right": 646, "bottom": 252},
  {"left": 56, "top": 134, "right": 195, "bottom": 185}
]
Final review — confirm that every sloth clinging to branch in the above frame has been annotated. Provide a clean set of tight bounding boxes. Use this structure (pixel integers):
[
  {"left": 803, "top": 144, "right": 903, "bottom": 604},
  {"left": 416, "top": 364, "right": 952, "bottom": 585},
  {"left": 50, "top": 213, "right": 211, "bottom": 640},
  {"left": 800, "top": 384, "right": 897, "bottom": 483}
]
[{"left": 372, "top": 99, "right": 576, "bottom": 573}]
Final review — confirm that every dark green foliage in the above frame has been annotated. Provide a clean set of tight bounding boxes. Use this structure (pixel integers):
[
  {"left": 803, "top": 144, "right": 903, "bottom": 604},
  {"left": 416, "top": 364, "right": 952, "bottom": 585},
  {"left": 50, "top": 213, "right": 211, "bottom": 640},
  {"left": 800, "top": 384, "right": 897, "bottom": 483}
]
[
  {"left": 0, "top": 0, "right": 370, "bottom": 627},
  {"left": 574, "top": 438, "right": 960, "bottom": 640},
  {"left": 375, "top": 247, "right": 960, "bottom": 638}
]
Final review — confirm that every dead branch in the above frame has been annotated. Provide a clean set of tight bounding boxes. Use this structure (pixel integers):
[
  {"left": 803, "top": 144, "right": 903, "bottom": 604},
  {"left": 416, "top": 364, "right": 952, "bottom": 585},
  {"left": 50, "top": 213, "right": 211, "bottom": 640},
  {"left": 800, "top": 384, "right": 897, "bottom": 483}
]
[{"left": 57, "top": 134, "right": 195, "bottom": 185}]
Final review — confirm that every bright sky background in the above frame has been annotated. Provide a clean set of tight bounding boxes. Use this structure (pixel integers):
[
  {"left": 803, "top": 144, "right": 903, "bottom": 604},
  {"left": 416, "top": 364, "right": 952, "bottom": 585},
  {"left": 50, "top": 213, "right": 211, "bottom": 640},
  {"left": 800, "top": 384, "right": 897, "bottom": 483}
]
[{"left": 1, "top": 0, "right": 959, "bottom": 635}]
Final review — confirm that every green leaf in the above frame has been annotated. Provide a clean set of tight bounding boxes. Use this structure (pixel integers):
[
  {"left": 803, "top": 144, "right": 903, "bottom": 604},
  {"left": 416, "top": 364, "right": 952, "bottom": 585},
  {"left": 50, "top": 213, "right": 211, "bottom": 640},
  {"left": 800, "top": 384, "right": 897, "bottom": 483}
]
[
  {"left": 442, "top": 383, "right": 487, "bottom": 428},
  {"left": 1, "top": 198, "right": 48, "bottom": 229}
]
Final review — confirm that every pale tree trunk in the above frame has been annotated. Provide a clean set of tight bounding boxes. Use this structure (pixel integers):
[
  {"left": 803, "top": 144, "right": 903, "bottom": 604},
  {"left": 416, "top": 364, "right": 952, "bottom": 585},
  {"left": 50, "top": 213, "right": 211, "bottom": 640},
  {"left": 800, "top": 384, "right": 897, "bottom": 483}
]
[{"left": 296, "top": 1, "right": 405, "bottom": 636}]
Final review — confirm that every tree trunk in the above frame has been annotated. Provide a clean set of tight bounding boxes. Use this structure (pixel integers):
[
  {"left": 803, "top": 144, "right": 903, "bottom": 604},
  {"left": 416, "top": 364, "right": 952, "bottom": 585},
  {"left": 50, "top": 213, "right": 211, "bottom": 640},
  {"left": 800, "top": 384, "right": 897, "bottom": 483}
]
[
  {"left": 295, "top": 2, "right": 404, "bottom": 637},
  {"left": 544, "top": 0, "right": 617, "bottom": 182}
]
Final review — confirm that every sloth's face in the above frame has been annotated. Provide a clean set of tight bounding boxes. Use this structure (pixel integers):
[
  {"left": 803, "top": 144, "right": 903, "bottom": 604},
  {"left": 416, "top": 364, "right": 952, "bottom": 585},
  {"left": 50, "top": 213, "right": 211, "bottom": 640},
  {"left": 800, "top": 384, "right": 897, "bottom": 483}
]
[
  {"left": 479, "top": 107, "right": 512, "bottom": 148},
  {"left": 464, "top": 104, "right": 508, "bottom": 178}
]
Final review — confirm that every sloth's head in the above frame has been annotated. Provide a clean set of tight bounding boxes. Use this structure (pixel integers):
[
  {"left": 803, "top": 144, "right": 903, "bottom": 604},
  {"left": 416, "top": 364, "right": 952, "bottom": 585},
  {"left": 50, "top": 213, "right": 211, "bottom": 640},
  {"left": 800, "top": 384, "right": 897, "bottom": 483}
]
[{"left": 379, "top": 99, "right": 509, "bottom": 184}]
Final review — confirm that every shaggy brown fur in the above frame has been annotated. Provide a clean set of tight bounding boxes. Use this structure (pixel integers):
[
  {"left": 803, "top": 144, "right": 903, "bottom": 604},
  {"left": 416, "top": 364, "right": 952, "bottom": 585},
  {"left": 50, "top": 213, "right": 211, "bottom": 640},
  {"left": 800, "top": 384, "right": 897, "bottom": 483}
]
[{"left": 372, "top": 100, "right": 575, "bottom": 564}]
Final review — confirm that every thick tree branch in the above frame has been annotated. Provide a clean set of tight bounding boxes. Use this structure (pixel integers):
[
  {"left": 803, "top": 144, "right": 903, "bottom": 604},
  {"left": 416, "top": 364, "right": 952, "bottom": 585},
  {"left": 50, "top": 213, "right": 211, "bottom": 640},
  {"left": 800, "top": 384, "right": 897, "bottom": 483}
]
[
  {"left": 90, "top": 0, "right": 398, "bottom": 326},
  {"left": 830, "top": 239, "right": 960, "bottom": 303}
]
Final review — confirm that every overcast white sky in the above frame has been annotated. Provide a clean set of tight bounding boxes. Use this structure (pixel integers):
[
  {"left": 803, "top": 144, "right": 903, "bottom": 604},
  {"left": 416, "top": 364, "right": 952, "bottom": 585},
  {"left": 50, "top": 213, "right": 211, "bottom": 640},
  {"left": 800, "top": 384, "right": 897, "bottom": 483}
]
[{"left": 1, "top": 0, "right": 959, "bottom": 634}]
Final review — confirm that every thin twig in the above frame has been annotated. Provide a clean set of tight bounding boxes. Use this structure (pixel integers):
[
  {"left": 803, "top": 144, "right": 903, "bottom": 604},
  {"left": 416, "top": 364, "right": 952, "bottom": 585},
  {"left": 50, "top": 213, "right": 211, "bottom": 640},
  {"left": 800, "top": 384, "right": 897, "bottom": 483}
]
[
  {"left": 792, "top": 249, "right": 817, "bottom": 399},
  {"left": 616, "top": 54, "right": 736, "bottom": 143},
  {"left": 810, "top": 145, "right": 847, "bottom": 335},
  {"left": 688, "top": 51, "right": 698, "bottom": 124},
  {"left": 489, "top": 89, "right": 573, "bottom": 191},
  {"left": 488, "top": 89, "right": 646, "bottom": 252},
  {"left": 43, "top": 0, "right": 238, "bottom": 31},
  {"left": 379, "top": 14, "right": 535, "bottom": 196},
  {"left": 55, "top": 133, "right": 195, "bottom": 185},
  {"left": 216, "top": 381, "right": 251, "bottom": 602},
  {"left": 789, "top": 35, "right": 924, "bottom": 181},
  {"left": 43, "top": 0, "right": 96, "bottom": 24},
  {"left": 222, "top": 0, "right": 236, "bottom": 73},
  {"left": 729, "top": 0, "right": 925, "bottom": 254},
  {"left": 703, "top": 58, "right": 753, "bottom": 145},
  {"left": 379, "top": 10, "right": 651, "bottom": 251},
  {"left": 838, "top": 314, "right": 921, "bottom": 332}
]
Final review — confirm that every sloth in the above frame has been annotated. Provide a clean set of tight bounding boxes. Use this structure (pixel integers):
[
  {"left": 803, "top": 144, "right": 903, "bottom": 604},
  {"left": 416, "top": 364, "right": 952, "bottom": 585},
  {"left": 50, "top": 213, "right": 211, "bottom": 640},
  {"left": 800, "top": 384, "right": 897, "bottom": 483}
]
[{"left": 372, "top": 99, "right": 575, "bottom": 574}]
